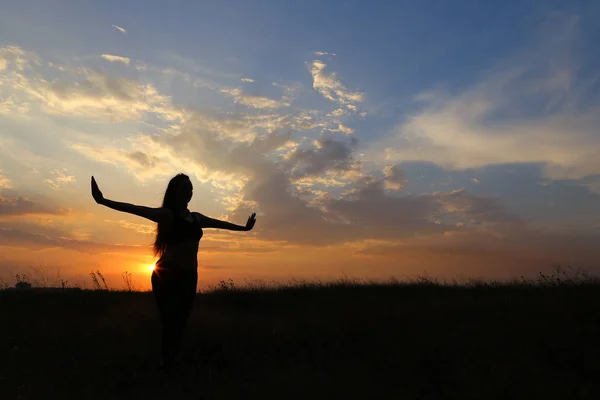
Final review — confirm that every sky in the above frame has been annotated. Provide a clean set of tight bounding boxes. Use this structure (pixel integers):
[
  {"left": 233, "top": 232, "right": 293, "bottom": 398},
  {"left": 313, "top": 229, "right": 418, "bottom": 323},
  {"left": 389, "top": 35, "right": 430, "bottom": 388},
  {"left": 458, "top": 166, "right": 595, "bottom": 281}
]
[{"left": 1, "top": 0, "right": 600, "bottom": 290}]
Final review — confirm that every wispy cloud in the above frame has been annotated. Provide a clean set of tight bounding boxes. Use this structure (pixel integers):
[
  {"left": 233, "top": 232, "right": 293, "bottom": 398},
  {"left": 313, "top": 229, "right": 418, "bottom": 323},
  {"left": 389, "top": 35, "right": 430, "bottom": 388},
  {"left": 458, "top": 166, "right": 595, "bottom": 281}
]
[
  {"left": 100, "top": 54, "right": 130, "bottom": 65},
  {"left": 0, "top": 171, "right": 12, "bottom": 189},
  {"left": 309, "top": 60, "right": 364, "bottom": 109},
  {"left": 241, "top": 77, "right": 255, "bottom": 83},
  {"left": 337, "top": 123, "right": 354, "bottom": 134},
  {"left": 382, "top": 165, "right": 406, "bottom": 191},
  {"left": 376, "top": 14, "right": 599, "bottom": 180},
  {"left": 44, "top": 169, "right": 75, "bottom": 190},
  {"left": 0, "top": 194, "right": 67, "bottom": 216},
  {"left": 103, "top": 219, "right": 155, "bottom": 235},
  {"left": 220, "top": 88, "right": 289, "bottom": 109},
  {"left": 315, "top": 51, "right": 336, "bottom": 56},
  {"left": 0, "top": 51, "right": 183, "bottom": 121},
  {"left": 0, "top": 45, "right": 33, "bottom": 71},
  {"left": 69, "top": 143, "right": 175, "bottom": 182},
  {"left": 286, "top": 137, "right": 361, "bottom": 180},
  {"left": 0, "top": 227, "right": 147, "bottom": 254},
  {"left": 112, "top": 24, "right": 127, "bottom": 34}
]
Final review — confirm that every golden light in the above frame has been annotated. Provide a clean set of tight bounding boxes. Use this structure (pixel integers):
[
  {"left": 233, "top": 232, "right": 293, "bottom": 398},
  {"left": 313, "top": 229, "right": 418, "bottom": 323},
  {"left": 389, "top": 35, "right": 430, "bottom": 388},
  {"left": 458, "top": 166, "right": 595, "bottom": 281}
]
[{"left": 147, "top": 264, "right": 156, "bottom": 272}]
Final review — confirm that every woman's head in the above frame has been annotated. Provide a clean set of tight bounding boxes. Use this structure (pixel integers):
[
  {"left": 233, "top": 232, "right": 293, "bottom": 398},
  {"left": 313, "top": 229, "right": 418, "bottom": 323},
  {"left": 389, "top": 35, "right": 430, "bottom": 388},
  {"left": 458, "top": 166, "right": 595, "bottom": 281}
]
[
  {"left": 162, "top": 173, "right": 193, "bottom": 211},
  {"left": 153, "top": 173, "right": 192, "bottom": 256}
]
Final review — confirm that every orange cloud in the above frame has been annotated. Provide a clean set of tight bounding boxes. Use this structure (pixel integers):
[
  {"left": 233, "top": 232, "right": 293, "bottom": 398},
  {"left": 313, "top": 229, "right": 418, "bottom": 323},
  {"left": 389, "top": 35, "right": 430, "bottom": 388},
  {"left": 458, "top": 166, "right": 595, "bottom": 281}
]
[{"left": 0, "top": 193, "right": 67, "bottom": 216}]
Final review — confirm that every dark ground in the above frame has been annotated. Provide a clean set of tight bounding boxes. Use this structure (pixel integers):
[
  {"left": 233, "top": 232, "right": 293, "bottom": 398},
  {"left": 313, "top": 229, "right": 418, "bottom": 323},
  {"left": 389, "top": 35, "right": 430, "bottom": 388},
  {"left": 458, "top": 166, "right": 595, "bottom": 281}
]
[{"left": 2, "top": 279, "right": 600, "bottom": 399}]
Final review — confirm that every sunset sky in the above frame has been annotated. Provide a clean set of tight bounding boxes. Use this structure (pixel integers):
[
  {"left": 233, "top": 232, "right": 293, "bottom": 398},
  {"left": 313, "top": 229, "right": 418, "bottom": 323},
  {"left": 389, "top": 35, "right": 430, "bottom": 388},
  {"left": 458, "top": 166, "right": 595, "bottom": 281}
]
[{"left": 1, "top": 1, "right": 600, "bottom": 290}]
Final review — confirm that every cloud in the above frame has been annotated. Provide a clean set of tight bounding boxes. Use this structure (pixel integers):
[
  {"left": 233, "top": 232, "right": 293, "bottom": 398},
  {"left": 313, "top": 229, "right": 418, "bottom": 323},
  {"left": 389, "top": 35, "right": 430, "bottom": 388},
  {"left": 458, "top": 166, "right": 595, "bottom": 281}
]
[
  {"left": 324, "top": 179, "right": 450, "bottom": 239},
  {"left": 0, "top": 193, "right": 67, "bottom": 216},
  {"left": 0, "top": 96, "right": 29, "bottom": 114},
  {"left": 199, "top": 244, "right": 279, "bottom": 254},
  {"left": 286, "top": 137, "right": 361, "bottom": 180},
  {"left": 45, "top": 169, "right": 75, "bottom": 190},
  {"left": 125, "top": 150, "right": 163, "bottom": 169},
  {"left": 0, "top": 51, "right": 183, "bottom": 122},
  {"left": 34, "top": 70, "right": 182, "bottom": 121},
  {"left": 24, "top": 216, "right": 279, "bottom": 255},
  {"left": 352, "top": 223, "right": 600, "bottom": 276},
  {"left": 112, "top": 24, "right": 127, "bottom": 34},
  {"left": 382, "top": 165, "right": 406, "bottom": 191},
  {"left": 230, "top": 169, "right": 361, "bottom": 245},
  {"left": 0, "top": 46, "right": 366, "bottom": 208},
  {"left": 376, "top": 13, "right": 600, "bottom": 180},
  {"left": 328, "top": 108, "right": 348, "bottom": 117},
  {"left": 0, "top": 46, "right": 33, "bottom": 71},
  {"left": 337, "top": 123, "right": 353, "bottom": 134},
  {"left": 159, "top": 111, "right": 520, "bottom": 249},
  {"left": 200, "top": 264, "right": 225, "bottom": 270},
  {"left": 70, "top": 143, "right": 175, "bottom": 182},
  {"left": 241, "top": 78, "right": 255, "bottom": 83},
  {"left": 154, "top": 111, "right": 342, "bottom": 213},
  {"left": 392, "top": 161, "right": 600, "bottom": 229},
  {"left": 431, "top": 189, "right": 522, "bottom": 227},
  {"left": 103, "top": 219, "right": 155, "bottom": 235},
  {"left": 309, "top": 60, "right": 364, "bottom": 108},
  {"left": 578, "top": 175, "right": 600, "bottom": 195},
  {"left": 220, "top": 88, "right": 289, "bottom": 109},
  {"left": 315, "top": 52, "right": 336, "bottom": 56},
  {"left": 0, "top": 227, "right": 147, "bottom": 254},
  {"left": 0, "top": 171, "right": 12, "bottom": 189},
  {"left": 226, "top": 148, "right": 532, "bottom": 248},
  {"left": 100, "top": 54, "right": 131, "bottom": 65},
  {"left": 72, "top": 131, "right": 245, "bottom": 189},
  {"left": 158, "top": 111, "right": 295, "bottom": 176}
]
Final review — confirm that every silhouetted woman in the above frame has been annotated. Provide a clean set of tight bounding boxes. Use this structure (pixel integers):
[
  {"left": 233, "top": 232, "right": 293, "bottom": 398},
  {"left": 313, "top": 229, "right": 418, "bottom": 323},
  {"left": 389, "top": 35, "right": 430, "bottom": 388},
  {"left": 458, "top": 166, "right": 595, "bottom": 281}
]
[{"left": 90, "top": 173, "right": 256, "bottom": 369}]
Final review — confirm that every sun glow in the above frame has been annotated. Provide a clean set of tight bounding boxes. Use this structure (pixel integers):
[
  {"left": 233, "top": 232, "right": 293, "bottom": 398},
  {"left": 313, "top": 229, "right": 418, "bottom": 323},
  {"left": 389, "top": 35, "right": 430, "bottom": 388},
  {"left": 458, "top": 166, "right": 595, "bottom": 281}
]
[{"left": 147, "top": 264, "right": 156, "bottom": 272}]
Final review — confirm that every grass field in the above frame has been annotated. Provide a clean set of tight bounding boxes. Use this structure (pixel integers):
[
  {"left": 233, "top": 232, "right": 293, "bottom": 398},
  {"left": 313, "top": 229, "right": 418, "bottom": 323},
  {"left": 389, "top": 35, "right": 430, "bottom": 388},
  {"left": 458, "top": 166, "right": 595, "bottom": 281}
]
[{"left": 2, "top": 268, "right": 600, "bottom": 399}]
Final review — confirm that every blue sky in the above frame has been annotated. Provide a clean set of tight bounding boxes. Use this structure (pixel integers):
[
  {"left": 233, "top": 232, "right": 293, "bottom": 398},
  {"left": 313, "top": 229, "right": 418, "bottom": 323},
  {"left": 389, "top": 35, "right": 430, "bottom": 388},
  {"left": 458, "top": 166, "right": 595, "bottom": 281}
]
[{"left": 1, "top": 0, "right": 600, "bottom": 288}]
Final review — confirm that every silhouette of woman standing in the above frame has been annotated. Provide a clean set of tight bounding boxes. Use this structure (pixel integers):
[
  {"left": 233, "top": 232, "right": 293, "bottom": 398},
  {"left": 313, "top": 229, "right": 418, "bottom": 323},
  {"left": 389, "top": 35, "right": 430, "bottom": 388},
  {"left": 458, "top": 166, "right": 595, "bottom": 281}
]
[{"left": 90, "top": 174, "right": 256, "bottom": 369}]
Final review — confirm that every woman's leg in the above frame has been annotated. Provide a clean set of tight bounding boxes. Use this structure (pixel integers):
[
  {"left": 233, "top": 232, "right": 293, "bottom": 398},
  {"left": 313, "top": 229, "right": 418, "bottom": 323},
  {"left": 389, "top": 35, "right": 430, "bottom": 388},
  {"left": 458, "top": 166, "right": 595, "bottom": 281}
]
[
  {"left": 168, "top": 270, "right": 198, "bottom": 361},
  {"left": 151, "top": 269, "right": 197, "bottom": 368},
  {"left": 151, "top": 270, "right": 178, "bottom": 368}
]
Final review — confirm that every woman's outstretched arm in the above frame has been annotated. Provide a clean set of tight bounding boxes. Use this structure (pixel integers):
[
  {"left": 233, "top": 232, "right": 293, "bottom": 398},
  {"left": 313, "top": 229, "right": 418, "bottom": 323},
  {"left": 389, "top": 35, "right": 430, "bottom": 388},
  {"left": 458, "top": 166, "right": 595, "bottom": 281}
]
[
  {"left": 194, "top": 212, "right": 256, "bottom": 231},
  {"left": 91, "top": 176, "right": 172, "bottom": 224}
]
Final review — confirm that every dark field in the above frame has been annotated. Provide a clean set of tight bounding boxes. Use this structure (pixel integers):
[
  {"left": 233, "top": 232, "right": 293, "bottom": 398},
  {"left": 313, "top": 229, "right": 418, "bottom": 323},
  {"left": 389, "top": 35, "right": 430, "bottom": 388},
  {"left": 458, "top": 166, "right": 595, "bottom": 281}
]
[{"left": 2, "top": 277, "right": 600, "bottom": 399}]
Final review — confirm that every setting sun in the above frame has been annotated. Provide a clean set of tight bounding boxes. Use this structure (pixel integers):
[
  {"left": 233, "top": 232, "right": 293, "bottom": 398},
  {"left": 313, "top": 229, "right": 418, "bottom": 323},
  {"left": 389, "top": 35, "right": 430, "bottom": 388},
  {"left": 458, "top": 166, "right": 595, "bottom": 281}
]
[{"left": 148, "top": 264, "right": 156, "bottom": 272}]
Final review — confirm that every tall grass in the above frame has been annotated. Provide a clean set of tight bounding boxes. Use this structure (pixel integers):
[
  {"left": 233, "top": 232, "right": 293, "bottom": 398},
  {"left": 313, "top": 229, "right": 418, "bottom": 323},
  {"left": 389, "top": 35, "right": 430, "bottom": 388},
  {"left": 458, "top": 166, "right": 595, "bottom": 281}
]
[
  {"left": 89, "top": 270, "right": 109, "bottom": 291},
  {"left": 2, "top": 263, "right": 598, "bottom": 293}
]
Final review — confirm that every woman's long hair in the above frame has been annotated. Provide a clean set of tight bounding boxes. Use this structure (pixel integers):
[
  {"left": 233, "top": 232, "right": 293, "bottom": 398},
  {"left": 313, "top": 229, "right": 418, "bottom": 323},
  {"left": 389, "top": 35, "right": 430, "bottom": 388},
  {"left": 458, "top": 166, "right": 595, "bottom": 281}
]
[{"left": 153, "top": 173, "right": 191, "bottom": 257}]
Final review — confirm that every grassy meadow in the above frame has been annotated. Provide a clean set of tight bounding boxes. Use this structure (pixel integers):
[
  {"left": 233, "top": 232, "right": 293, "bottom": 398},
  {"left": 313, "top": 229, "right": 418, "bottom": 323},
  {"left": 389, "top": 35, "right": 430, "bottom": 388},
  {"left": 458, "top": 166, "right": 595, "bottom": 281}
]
[{"left": 2, "top": 266, "right": 600, "bottom": 399}]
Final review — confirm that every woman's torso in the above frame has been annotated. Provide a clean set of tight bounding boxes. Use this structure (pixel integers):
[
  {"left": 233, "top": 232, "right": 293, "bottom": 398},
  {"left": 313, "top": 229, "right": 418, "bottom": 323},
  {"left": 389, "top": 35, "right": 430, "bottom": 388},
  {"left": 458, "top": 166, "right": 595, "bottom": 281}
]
[{"left": 156, "top": 211, "right": 203, "bottom": 270}]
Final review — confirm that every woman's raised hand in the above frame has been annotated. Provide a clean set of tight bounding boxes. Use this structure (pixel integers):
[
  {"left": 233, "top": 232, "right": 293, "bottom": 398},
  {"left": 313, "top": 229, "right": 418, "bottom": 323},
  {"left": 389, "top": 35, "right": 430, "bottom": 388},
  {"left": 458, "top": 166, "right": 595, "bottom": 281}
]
[
  {"left": 91, "top": 176, "right": 105, "bottom": 205},
  {"left": 245, "top": 212, "right": 257, "bottom": 231}
]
